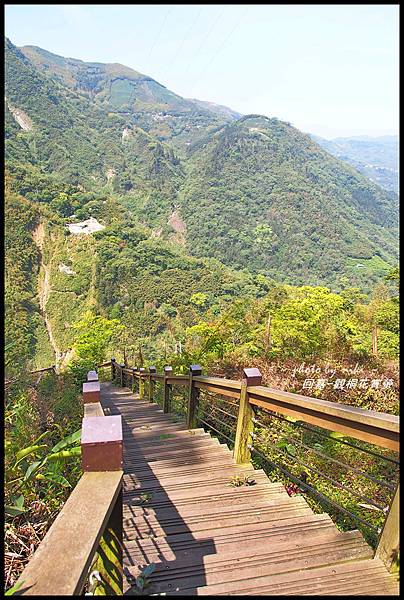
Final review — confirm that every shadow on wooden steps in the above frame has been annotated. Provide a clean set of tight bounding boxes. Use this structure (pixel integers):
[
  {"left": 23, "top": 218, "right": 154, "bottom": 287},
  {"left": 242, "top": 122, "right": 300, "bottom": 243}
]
[{"left": 100, "top": 382, "right": 398, "bottom": 596}]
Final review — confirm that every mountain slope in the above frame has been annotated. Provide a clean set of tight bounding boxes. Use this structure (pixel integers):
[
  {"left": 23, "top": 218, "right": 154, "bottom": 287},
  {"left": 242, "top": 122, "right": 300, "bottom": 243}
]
[
  {"left": 180, "top": 115, "right": 398, "bottom": 287},
  {"left": 5, "top": 38, "right": 398, "bottom": 294},
  {"left": 188, "top": 98, "right": 242, "bottom": 121},
  {"left": 5, "top": 38, "right": 127, "bottom": 186},
  {"left": 19, "top": 44, "right": 231, "bottom": 153}
]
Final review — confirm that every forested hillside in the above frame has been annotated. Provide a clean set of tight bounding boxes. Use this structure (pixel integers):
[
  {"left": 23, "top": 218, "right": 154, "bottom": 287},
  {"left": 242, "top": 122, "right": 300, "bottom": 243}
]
[
  {"left": 4, "top": 37, "right": 399, "bottom": 375},
  {"left": 181, "top": 116, "right": 398, "bottom": 286},
  {"left": 312, "top": 134, "right": 399, "bottom": 193},
  {"left": 4, "top": 31, "right": 399, "bottom": 591}
]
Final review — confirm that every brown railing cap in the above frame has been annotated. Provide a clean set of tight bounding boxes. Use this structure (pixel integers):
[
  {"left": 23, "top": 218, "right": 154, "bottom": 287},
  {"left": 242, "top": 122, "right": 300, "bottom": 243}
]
[
  {"left": 87, "top": 370, "right": 98, "bottom": 382},
  {"left": 149, "top": 366, "right": 157, "bottom": 373},
  {"left": 243, "top": 368, "right": 262, "bottom": 386},
  {"left": 190, "top": 364, "right": 202, "bottom": 375},
  {"left": 82, "top": 415, "right": 122, "bottom": 445},
  {"left": 164, "top": 366, "right": 173, "bottom": 373},
  {"left": 83, "top": 380, "right": 100, "bottom": 392}
]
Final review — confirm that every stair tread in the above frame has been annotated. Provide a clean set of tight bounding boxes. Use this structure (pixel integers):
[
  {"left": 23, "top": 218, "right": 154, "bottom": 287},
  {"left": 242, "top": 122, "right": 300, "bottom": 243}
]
[{"left": 99, "top": 382, "right": 396, "bottom": 597}]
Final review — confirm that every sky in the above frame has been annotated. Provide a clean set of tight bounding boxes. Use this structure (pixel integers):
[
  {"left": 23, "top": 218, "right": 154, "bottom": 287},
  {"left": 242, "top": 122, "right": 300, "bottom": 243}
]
[{"left": 5, "top": 4, "right": 399, "bottom": 138}]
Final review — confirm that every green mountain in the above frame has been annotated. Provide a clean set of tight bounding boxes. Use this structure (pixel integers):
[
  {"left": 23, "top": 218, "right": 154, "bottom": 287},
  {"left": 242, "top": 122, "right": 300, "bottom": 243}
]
[
  {"left": 188, "top": 98, "right": 242, "bottom": 121},
  {"left": 311, "top": 134, "right": 399, "bottom": 193},
  {"left": 19, "top": 43, "right": 231, "bottom": 153},
  {"left": 181, "top": 115, "right": 398, "bottom": 286},
  {"left": 4, "top": 37, "right": 399, "bottom": 370}
]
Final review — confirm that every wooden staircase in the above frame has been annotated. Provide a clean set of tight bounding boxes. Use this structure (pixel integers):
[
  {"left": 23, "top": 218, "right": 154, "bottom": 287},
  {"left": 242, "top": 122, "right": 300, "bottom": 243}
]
[{"left": 101, "top": 382, "right": 399, "bottom": 596}]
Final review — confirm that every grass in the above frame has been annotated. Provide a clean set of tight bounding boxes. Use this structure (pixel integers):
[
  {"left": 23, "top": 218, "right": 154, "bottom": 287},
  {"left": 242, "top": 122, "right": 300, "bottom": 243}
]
[{"left": 346, "top": 255, "right": 392, "bottom": 276}]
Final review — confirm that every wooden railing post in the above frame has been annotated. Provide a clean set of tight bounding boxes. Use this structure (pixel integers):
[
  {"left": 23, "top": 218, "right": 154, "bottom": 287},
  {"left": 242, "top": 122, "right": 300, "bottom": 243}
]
[
  {"left": 148, "top": 366, "right": 156, "bottom": 402},
  {"left": 375, "top": 483, "right": 400, "bottom": 570},
  {"left": 163, "top": 366, "right": 172, "bottom": 413},
  {"left": 87, "top": 370, "right": 99, "bottom": 382},
  {"left": 111, "top": 358, "right": 116, "bottom": 382},
  {"left": 188, "top": 365, "right": 202, "bottom": 429},
  {"left": 234, "top": 368, "right": 262, "bottom": 464},
  {"left": 81, "top": 416, "right": 123, "bottom": 594},
  {"left": 118, "top": 363, "right": 124, "bottom": 388},
  {"left": 131, "top": 367, "right": 138, "bottom": 394},
  {"left": 83, "top": 381, "right": 101, "bottom": 404},
  {"left": 139, "top": 368, "right": 146, "bottom": 399}
]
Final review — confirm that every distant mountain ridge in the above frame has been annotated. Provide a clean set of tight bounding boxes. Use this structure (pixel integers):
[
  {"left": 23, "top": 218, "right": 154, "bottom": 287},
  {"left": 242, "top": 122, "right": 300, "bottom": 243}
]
[
  {"left": 188, "top": 98, "right": 242, "bottom": 121},
  {"left": 19, "top": 43, "right": 235, "bottom": 153},
  {"left": 5, "top": 37, "right": 398, "bottom": 292},
  {"left": 310, "top": 134, "right": 399, "bottom": 193}
]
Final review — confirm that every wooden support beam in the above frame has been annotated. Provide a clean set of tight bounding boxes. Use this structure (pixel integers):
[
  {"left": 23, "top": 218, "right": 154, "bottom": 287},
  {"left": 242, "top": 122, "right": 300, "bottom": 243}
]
[
  {"left": 234, "top": 368, "right": 262, "bottom": 464},
  {"left": 163, "top": 366, "right": 173, "bottom": 413},
  {"left": 139, "top": 367, "right": 146, "bottom": 399},
  {"left": 132, "top": 367, "right": 138, "bottom": 393},
  {"left": 188, "top": 365, "right": 202, "bottom": 429},
  {"left": 375, "top": 483, "right": 400, "bottom": 570},
  {"left": 90, "top": 486, "right": 123, "bottom": 595},
  {"left": 111, "top": 358, "right": 116, "bottom": 382},
  {"left": 148, "top": 366, "right": 156, "bottom": 402}
]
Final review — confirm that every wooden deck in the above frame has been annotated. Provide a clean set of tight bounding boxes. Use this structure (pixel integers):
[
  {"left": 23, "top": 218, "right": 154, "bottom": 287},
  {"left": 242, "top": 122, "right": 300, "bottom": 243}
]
[{"left": 101, "top": 382, "right": 399, "bottom": 596}]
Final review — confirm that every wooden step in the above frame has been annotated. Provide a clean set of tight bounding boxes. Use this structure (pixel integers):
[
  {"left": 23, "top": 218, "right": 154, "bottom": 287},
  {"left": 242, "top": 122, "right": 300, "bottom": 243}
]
[
  {"left": 125, "top": 530, "right": 373, "bottom": 594},
  {"left": 124, "top": 454, "right": 239, "bottom": 475},
  {"left": 123, "top": 496, "right": 313, "bottom": 539},
  {"left": 123, "top": 436, "right": 221, "bottom": 458},
  {"left": 123, "top": 463, "right": 257, "bottom": 487},
  {"left": 186, "top": 558, "right": 399, "bottom": 596},
  {"left": 124, "top": 446, "right": 233, "bottom": 468},
  {"left": 123, "top": 466, "right": 265, "bottom": 492},
  {"left": 100, "top": 383, "right": 397, "bottom": 598},
  {"left": 123, "top": 430, "right": 210, "bottom": 449},
  {"left": 123, "top": 513, "right": 336, "bottom": 562}
]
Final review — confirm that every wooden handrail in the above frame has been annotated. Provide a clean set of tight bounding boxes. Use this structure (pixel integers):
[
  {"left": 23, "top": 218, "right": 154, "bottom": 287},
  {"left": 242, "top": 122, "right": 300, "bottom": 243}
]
[
  {"left": 114, "top": 359, "right": 400, "bottom": 571},
  {"left": 17, "top": 370, "right": 123, "bottom": 595},
  {"left": 247, "top": 386, "right": 399, "bottom": 452},
  {"left": 113, "top": 360, "right": 399, "bottom": 451},
  {"left": 248, "top": 386, "right": 399, "bottom": 433},
  {"left": 84, "top": 402, "right": 104, "bottom": 417},
  {"left": 15, "top": 471, "right": 122, "bottom": 595},
  {"left": 97, "top": 361, "right": 112, "bottom": 368},
  {"left": 29, "top": 365, "right": 56, "bottom": 374}
]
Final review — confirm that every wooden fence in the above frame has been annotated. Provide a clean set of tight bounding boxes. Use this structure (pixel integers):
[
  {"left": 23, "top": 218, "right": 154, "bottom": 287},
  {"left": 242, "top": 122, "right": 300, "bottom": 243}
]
[
  {"left": 15, "top": 360, "right": 399, "bottom": 595},
  {"left": 15, "top": 370, "right": 123, "bottom": 595},
  {"left": 113, "top": 359, "right": 399, "bottom": 571}
]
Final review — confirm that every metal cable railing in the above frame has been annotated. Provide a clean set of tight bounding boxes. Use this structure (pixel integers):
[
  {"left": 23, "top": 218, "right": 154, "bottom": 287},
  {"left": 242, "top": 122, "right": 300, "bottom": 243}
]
[
  {"left": 252, "top": 417, "right": 397, "bottom": 491},
  {"left": 249, "top": 445, "right": 379, "bottom": 533}
]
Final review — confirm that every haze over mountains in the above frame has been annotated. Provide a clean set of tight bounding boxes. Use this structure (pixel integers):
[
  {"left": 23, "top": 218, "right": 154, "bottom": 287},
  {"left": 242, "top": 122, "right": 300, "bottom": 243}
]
[
  {"left": 5, "top": 37, "right": 399, "bottom": 366},
  {"left": 311, "top": 134, "right": 399, "bottom": 194}
]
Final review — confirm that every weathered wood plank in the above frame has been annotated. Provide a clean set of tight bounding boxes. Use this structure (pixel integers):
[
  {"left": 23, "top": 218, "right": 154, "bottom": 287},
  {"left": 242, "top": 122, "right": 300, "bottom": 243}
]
[
  {"left": 248, "top": 395, "right": 399, "bottom": 451},
  {"left": 248, "top": 385, "right": 399, "bottom": 431},
  {"left": 99, "top": 381, "right": 399, "bottom": 597},
  {"left": 16, "top": 472, "right": 122, "bottom": 596}
]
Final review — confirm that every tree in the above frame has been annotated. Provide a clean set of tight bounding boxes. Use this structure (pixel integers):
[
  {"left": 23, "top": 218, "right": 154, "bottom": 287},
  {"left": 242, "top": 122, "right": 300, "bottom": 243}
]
[{"left": 70, "top": 311, "right": 123, "bottom": 368}]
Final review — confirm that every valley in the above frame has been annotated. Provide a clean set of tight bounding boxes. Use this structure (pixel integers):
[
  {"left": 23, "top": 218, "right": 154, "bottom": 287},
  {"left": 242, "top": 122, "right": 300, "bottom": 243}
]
[
  {"left": 4, "top": 8, "right": 399, "bottom": 593},
  {"left": 4, "top": 36, "right": 399, "bottom": 376}
]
